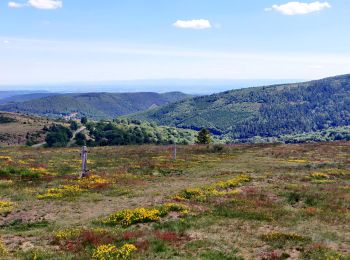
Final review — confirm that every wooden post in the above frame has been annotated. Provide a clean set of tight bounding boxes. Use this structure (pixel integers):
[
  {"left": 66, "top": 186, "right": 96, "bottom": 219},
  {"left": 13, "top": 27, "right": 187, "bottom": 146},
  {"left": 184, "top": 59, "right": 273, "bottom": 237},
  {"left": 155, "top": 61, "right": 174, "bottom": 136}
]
[
  {"left": 80, "top": 146, "right": 88, "bottom": 178},
  {"left": 173, "top": 142, "right": 177, "bottom": 161}
]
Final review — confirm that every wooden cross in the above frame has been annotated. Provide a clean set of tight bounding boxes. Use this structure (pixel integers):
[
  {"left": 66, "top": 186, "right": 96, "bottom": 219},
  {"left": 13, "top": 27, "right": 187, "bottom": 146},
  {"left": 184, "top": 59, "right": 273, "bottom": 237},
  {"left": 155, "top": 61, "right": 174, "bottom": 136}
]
[{"left": 80, "top": 146, "right": 88, "bottom": 178}]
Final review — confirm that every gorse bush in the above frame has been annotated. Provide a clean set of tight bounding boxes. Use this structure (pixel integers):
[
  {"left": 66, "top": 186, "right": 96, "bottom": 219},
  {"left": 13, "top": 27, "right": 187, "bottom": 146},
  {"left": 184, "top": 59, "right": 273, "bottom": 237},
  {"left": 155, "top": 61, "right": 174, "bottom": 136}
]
[
  {"left": 158, "top": 203, "right": 189, "bottom": 216},
  {"left": 175, "top": 175, "right": 251, "bottom": 201},
  {"left": 0, "top": 201, "right": 13, "bottom": 215},
  {"left": 102, "top": 203, "right": 189, "bottom": 227},
  {"left": 0, "top": 239, "right": 7, "bottom": 256},
  {"left": 102, "top": 208, "right": 161, "bottom": 227},
  {"left": 310, "top": 172, "right": 330, "bottom": 180},
  {"left": 76, "top": 175, "right": 109, "bottom": 189},
  {"left": 37, "top": 185, "right": 84, "bottom": 200},
  {"left": 92, "top": 244, "right": 137, "bottom": 260},
  {"left": 37, "top": 175, "right": 110, "bottom": 200},
  {"left": 55, "top": 228, "right": 82, "bottom": 241},
  {"left": 214, "top": 175, "right": 251, "bottom": 189}
]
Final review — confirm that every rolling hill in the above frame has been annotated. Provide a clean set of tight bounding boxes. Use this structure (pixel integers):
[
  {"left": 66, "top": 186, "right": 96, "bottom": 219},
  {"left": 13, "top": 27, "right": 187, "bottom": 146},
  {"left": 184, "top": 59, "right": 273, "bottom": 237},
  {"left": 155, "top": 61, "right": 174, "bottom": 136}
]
[
  {"left": 0, "top": 92, "right": 191, "bottom": 120},
  {"left": 129, "top": 74, "right": 350, "bottom": 140},
  {"left": 0, "top": 112, "right": 54, "bottom": 146}
]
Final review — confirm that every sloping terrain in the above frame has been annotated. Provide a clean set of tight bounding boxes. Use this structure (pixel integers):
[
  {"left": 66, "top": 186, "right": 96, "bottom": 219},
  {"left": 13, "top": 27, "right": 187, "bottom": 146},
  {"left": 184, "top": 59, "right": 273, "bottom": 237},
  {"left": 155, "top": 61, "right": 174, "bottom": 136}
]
[
  {"left": 0, "top": 112, "right": 52, "bottom": 146},
  {"left": 0, "top": 92, "right": 191, "bottom": 120},
  {"left": 130, "top": 74, "right": 350, "bottom": 139}
]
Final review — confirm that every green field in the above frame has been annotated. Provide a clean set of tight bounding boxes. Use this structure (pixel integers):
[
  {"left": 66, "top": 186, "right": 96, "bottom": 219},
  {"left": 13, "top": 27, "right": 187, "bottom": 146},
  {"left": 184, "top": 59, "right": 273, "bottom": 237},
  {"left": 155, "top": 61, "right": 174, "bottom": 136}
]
[{"left": 0, "top": 143, "right": 349, "bottom": 259}]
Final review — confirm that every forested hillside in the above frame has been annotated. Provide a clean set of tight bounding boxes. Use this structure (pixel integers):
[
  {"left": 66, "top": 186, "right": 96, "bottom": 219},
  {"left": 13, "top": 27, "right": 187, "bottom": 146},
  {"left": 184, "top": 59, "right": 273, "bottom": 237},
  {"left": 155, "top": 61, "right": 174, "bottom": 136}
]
[
  {"left": 0, "top": 92, "right": 191, "bottom": 120},
  {"left": 130, "top": 74, "right": 350, "bottom": 140}
]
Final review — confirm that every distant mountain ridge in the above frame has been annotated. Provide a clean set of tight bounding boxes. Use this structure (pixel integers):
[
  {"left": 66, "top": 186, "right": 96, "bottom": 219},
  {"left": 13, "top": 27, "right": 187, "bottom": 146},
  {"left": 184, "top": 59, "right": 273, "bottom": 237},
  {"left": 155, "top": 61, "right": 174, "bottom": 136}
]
[
  {"left": 128, "top": 74, "right": 350, "bottom": 140},
  {"left": 0, "top": 93, "right": 59, "bottom": 105},
  {"left": 0, "top": 91, "right": 51, "bottom": 100},
  {"left": 0, "top": 92, "right": 192, "bottom": 120}
]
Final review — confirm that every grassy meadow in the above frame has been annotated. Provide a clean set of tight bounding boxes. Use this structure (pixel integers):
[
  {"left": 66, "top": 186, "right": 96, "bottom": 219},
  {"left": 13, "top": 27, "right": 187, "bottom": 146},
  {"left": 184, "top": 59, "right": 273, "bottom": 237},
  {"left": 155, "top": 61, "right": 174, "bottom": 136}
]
[{"left": 0, "top": 143, "right": 349, "bottom": 259}]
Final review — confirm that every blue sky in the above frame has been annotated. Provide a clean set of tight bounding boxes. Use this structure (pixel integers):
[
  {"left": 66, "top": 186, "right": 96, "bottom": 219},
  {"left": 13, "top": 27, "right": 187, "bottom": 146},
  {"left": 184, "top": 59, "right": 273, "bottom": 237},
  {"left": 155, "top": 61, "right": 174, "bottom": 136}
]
[{"left": 1, "top": 0, "right": 350, "bottom": 87}]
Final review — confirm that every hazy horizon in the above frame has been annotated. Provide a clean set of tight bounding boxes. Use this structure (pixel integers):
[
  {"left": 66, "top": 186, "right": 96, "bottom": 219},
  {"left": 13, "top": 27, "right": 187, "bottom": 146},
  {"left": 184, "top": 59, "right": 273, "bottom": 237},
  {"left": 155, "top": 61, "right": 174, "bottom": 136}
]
[{"left": 0, "top": 78, "right": 303, "bottom": 94}]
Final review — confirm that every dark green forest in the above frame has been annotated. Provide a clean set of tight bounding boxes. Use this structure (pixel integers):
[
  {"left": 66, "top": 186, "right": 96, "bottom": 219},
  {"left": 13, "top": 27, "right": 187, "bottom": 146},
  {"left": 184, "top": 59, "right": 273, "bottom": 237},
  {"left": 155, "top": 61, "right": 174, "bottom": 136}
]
[{"left": 130, "top": 74, "right": 350, "bottom": 140}]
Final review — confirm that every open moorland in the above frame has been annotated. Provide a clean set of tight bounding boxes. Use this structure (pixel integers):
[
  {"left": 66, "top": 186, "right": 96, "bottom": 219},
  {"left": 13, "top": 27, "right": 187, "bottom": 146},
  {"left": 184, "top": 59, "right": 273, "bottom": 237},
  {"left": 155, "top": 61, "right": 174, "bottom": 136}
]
[
  {"left": 0, "top": 113, "right": 53, "bottom": 147},
  {"left": 0, "top": 143, "right": 349, "bottom": 259}
]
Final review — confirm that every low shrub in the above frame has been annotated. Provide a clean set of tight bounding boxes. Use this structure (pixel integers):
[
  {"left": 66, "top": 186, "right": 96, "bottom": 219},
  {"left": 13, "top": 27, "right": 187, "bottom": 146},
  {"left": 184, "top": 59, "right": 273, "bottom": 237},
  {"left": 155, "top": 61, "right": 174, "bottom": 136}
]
[
  {"left": 0, "top": 166, "right": 41, "bottom": 179},
  {"left": 0, "top": 201, "right": 13, "bottom": 215},
  {"left": 175, "top": 175, "right": 250, "bottom": 201},
  {"left": 76, "top": 175, "right": 110, "bottom": 189},
  {"left": 102, "top": 208, "right": 161, "bottom": 227},
  {"left": 37, "top": 185, "right": 84, "bottom": 200},
  {"left": 92, "top": 244, "right": 137, "bottom": 260},
  {"left": 102, "top": 203, "right": 189, "bottom": 227},
  {"left": 0, "top": 239, "right": 7, "bottom": 256},
  {"left": 261, "top": 232, "right": 311, "bottom": 248}
]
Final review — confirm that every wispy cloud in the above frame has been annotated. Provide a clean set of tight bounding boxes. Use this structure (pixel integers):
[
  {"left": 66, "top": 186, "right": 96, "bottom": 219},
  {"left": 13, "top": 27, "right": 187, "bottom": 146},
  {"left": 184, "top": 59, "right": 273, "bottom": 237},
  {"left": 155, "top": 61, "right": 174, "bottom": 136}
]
[
  {"left": 8, "top": 1, "right": 25, "bottom": 8},
  {"left": 173, "top": 19, "right": 212, "bottom": 30},
  {"left": 8, "top": 0, "right": 62, "bottom": 10},
  {"left": 265, "top": 1, "right": 331, "bottom": 15}
]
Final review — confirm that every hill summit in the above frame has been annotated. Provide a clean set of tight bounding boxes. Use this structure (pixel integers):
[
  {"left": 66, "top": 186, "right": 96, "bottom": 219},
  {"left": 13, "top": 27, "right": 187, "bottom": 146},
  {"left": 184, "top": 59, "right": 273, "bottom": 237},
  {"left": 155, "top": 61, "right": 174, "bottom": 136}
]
[{"left": 129, "top": 74, "right": 350, "bottom": 140}]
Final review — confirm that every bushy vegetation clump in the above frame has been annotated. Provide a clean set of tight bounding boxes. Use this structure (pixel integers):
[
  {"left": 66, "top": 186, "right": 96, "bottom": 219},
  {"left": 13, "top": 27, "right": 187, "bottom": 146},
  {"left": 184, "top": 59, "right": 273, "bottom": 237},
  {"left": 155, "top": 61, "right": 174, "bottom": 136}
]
[
  {"left": 0, "top": 239, "right": 7, "bottom": 256},
  {"left": 86, "top": 119, "right": 197, "bottom": 146},
  {"left": 92, "top": 243, "right": 137, "bottom": 260},
  {"left": 102, "top": 203, "right": 188, "bottom": 227},
  {"left": 0, "top": 115, "right": 16, "bottom": 124},
  {"left": 45, "top": 124, "right": 73, "bottom": 147}
]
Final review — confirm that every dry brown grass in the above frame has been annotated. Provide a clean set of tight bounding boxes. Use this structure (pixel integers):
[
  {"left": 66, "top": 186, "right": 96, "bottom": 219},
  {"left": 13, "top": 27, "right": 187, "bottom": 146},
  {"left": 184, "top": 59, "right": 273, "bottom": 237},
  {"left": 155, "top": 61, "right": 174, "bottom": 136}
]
[{"left": 0, "top": 112, "right": 53, "bottom": 146}]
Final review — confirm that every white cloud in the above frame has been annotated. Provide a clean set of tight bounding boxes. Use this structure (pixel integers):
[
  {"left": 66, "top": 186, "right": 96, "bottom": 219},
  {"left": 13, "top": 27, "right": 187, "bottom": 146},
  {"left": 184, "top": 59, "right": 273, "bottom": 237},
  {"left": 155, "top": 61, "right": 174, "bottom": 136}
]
[
  {"left": 8, "top": 0, "right": 62, "bottom": 10},
  {"left": 173, "top": 19, "right": 212, "bottom": 30},
  {"left": 28, "top": 0, "right": 62, "bottom": 9},
  {"left": 266, "top": 1, "right": 331, "bottom": 15},
  {"left": 8, "top": 1, "right": 26, "bottom": 8},
  {"left": 2, "top": 40, "right": 10, "bottom": 44}
]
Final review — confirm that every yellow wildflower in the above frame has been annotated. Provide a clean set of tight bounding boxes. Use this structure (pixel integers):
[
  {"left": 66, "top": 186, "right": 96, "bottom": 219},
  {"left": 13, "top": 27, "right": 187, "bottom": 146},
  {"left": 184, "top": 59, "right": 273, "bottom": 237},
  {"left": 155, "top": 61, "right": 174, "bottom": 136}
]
[
  {"left": 55, "top": 228, "right": 81, "bottom": 240},
  {"left": 92, "top": 244, "right": 137, "bottom": 260},
  {"left": 0, "top": 201, "right": 13, "bottom": 214},
  {"left": 76, "top": 175, "right": 109, "bottom": 189},
  {"left": 37, "top": 185, "right": 84, "bottom": 200},
  {"left": 288, "top": 159, "right": 307, "bottom": 163},
  {"left": 310, "top": 172, "right": 330, "bottom": 180},
  {"left": 0, "top": 239, "right": 7, "bottom": 256},
  {"left": 175, "top": 175, "right": 249, "bottom": 201},
  {"left": 102, "top": 208, "right": 160, "bottom": 227}
]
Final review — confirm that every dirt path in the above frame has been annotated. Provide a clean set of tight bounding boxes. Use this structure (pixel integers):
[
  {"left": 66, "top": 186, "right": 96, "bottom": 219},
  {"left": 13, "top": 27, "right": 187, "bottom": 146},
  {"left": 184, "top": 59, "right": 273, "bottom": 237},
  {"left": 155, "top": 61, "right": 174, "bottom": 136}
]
[{"left": 32, "top": 126, "right": 86, "bottom": 148}]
